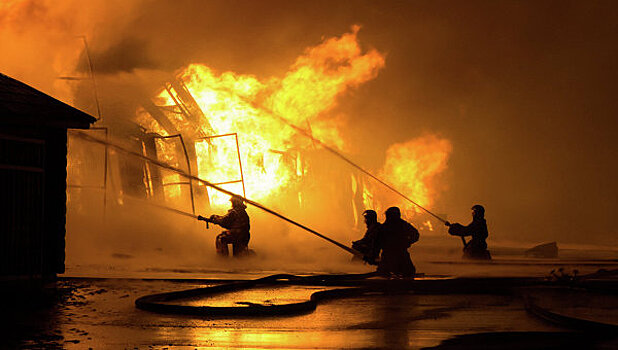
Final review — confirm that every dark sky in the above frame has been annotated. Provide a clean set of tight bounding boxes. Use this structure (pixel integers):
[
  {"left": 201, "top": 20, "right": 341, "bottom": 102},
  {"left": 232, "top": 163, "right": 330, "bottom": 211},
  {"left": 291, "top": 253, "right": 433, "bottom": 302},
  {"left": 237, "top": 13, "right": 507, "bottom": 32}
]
[{"left": 3, "top": 0, "right": 617, "bottom": 245}]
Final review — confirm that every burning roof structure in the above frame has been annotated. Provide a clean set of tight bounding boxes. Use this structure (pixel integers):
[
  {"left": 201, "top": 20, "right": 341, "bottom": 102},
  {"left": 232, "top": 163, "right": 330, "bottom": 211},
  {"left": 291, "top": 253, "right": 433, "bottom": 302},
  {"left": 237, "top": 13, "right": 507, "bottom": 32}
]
[{"left": 68, "top": 27, "right": 452, "bottom": 246}]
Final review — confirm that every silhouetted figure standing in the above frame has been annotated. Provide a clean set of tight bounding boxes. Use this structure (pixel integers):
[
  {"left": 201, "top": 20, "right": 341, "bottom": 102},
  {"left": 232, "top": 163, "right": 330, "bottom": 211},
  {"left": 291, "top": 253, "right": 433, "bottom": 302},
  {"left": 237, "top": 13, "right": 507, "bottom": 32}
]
[
  {"left": 376, "top": 207, "right": 419, "bottom": 278},
  {"left": 352, "top": 210, "right": 382, "bottom": 265},
  {"left": 445, "top": 204, "right": 491, "bottom": 260},
  {"left": 198, "top": 196, "right": 250, "bottom": 257}
]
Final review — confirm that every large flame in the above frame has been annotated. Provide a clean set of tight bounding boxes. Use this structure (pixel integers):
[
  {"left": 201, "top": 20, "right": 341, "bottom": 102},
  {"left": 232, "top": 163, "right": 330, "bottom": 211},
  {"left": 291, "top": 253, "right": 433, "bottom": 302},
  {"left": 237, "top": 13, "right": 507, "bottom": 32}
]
[
  {"left": 380, "top": 134, "right": 452, "bottom": 215},
  {"left": 150, "top": 26, "right": 385, "bottom": 207},
  {"left": 139, "top": 27, "right": 451, "bottom": 221}
]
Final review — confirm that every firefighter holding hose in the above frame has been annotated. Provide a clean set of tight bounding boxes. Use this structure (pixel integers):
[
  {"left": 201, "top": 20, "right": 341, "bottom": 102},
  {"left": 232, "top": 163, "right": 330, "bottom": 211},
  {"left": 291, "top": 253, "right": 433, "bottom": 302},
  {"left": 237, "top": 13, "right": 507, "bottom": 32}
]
[
  {"left": 352, "top": 210, "right": 382, "bottom": 265},
  {"left": 198, "top": 195, "right": 251, "bottom": 257},
  {"left": 445, "top": 204, "right": 491, "bottom": 260}
]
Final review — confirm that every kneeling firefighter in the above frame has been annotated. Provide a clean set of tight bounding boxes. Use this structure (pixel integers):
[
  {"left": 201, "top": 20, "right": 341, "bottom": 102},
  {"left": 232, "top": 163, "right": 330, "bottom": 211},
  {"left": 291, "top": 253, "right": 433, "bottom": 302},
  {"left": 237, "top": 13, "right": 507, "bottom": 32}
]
[
  {"left": 445, "top": 204, "right": 491, "bottom": 260},
  {"left": 198, "top": 195, "right": 251, "bottom": 257}
]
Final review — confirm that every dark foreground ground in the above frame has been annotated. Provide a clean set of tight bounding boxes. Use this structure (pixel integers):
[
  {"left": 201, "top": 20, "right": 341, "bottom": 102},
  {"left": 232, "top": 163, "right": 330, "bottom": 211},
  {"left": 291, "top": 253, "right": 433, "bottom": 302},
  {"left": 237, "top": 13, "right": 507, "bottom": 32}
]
[{"left": 5, "top": 256, "right": 618, "bottom": 349}]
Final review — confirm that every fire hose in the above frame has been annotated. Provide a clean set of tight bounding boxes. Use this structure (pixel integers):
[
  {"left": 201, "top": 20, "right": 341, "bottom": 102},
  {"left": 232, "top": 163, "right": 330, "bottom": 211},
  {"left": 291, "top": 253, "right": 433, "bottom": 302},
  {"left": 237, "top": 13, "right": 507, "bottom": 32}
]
[
  {"left": 134, "top": 272, "right": 551, "bottom": 317},
  {"left": 135, "top": 272, "right": 379, "bottom": 317},
  {"left": 135, "top": 269, "right": 617, "bottom": 321}
]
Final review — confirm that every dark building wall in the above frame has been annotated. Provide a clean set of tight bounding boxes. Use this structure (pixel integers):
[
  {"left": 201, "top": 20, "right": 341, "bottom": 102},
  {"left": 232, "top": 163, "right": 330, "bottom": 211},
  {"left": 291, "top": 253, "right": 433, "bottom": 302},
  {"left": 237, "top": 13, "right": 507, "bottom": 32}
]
[
  {"left": 0, "top": 125, "right": 68, "bottom": 277},
  {"left": 0, "top": 73, "right": 95, "bottom": 280},
  {"left": 44, "top": 129, "right": 67, "bottom": 274}
]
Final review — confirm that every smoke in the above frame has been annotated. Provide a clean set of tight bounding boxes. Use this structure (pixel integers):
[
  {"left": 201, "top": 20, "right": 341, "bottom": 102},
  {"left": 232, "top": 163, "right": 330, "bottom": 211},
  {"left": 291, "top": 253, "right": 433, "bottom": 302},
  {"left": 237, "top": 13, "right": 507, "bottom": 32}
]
[
  {"left": 0, "top": 0, "right": 142, "bottom": 101},
  {"left": 86, "top": 37, "right": 157, "bottom": 74}
]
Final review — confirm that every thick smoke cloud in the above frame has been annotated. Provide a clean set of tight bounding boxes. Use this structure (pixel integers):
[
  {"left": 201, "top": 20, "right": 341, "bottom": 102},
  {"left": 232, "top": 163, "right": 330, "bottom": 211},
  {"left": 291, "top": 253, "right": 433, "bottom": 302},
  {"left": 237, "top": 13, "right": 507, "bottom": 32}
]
[{"left": 2, "top": 0, "right": 618, "bottom": 260}]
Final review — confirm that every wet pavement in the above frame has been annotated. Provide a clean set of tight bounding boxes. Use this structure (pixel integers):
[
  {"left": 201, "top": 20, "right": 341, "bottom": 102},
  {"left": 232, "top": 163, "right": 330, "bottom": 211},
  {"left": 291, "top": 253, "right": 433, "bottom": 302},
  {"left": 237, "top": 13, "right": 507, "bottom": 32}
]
[
  {"left": 4, "top": 278, "right": 555, "bottom": 349},
  {"left": 7, "top": 256, "right": 618, "bottom": 349}
]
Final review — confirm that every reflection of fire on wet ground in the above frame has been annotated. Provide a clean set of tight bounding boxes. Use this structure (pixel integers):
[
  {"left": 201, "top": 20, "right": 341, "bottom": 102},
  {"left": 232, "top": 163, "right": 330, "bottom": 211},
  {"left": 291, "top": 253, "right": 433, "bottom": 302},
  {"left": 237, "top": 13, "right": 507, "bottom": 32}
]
[
  {"left": 9, "top": 261, "right": 618, "bottom": 348},
  {"left": 171, "top": 285, "right": 333, "bottom": 307},
  {"left": 0, "top": 278, "right": 554, "bottom": 348}
]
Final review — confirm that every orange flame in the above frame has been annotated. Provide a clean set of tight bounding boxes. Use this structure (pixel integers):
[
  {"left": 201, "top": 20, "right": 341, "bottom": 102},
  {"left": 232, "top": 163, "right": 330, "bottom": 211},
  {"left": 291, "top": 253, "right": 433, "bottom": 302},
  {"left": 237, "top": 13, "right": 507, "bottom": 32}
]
[
  {"left": 138, "top": 27, "right": 451, "bottom": 220},
  {"left": 380, "top": 134, "right": 452, "bottom": 215},
  {"left": 164, "top": 26, "right": 384, "bottom": 207}
]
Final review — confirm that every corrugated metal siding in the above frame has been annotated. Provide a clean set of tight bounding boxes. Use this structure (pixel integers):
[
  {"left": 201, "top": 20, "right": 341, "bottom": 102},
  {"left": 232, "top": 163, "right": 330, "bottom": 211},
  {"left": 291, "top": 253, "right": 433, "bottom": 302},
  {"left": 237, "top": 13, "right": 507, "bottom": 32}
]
[{"left": 0, "top": 135, "right": 45, "bottom": 276}]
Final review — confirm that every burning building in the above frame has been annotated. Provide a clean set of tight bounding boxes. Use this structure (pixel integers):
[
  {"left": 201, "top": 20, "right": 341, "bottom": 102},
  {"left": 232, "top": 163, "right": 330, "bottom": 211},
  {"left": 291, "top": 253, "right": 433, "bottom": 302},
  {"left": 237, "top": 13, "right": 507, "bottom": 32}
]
[
  {"left": 0, "top": 73, "right": 96, "bottom": 280},
  {"left": 66, "top": 27, "right": 452, "bottom": 264}
]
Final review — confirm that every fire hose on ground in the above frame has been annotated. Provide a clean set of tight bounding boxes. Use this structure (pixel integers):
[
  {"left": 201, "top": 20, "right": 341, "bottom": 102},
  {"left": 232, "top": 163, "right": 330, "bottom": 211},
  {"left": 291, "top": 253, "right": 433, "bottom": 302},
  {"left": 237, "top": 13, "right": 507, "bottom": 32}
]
[
  {"left": 134, "top": 272, "right": 552, "bottom": 318},
  {"left": 134, "top": 269, "right": 618, "bottom": 326},
  {"left": 135, "top": 272, "right": 378, "bottom": 317}
]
